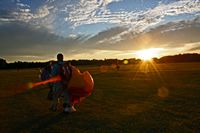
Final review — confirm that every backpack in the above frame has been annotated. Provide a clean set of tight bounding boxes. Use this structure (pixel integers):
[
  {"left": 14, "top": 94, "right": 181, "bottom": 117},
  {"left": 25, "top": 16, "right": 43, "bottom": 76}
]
[
  {"left": 57, "top": 63, "right": 72, "bottom": 88},
  {"left": 40, "top": 65, "right": 51, "bottom": 81}
]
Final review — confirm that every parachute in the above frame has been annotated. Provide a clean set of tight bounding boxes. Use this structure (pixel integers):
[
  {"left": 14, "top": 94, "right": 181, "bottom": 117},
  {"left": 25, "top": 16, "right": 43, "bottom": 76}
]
[{"left": 68, "top": 66, "right": 94, "bottom": 104}]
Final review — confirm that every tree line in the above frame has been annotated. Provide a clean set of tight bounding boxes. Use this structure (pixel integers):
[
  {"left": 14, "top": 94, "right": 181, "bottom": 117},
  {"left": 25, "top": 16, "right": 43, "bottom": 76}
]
[
  {"left": 153, "top": 53, "right": 200, "bottom": 63},
  {"left": 0, "top": 53, "right": 200, "bottom": 69}
]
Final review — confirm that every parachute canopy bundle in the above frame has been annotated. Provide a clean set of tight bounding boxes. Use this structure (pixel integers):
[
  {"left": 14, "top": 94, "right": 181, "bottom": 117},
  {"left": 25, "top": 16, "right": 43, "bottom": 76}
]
[{"left": 68, "top": 66, "right": 94, "bottom": 103}]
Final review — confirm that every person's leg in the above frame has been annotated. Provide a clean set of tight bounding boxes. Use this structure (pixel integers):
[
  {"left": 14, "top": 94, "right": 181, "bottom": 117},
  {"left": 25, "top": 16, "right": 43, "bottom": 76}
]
[
  {"left": 50, "top": 92, "right": 59, "bottom": 111},
  {"left": 47, "top": 86, "right": 53, "bottom": 100},
  {"left": 50, "top": 83, "right": 61, "bottom": 111},
  {"left": 63, "top": 89, "right": 70, "bottom": 109},
  {"left": 63, "top": 90, "right": 76, "bottom": 113}
]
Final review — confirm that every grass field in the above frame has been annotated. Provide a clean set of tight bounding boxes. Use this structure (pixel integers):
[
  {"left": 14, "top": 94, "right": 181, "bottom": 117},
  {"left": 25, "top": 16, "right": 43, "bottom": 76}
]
[{"left": 0, "top": 62, "right": 200, "bottom": 133}]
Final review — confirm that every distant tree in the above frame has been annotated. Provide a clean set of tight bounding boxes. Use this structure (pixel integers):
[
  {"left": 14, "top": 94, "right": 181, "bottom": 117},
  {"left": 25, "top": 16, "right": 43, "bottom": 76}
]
[
  {"left": 0, "top": 58, "right": 7, "bottom": 69},
  {"left": 158, "top": 53, "right": 200, "bottom": 63}
]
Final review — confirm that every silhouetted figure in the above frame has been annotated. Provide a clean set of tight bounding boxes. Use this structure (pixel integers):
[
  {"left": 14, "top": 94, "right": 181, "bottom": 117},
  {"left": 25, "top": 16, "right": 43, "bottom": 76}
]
[{"left": 50, "top": 53, "right": 76, "bottom": 113}]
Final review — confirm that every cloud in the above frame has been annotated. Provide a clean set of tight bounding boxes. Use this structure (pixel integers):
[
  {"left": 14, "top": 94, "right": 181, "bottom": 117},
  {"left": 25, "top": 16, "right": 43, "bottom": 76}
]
[
  {"left": 12, "top": 4, "right": 53, "bottom": 22},
  {"left": 65, "top": 0, "right": 200, "bottom": 29},
  {"left": 16, "top": 2, "right": 30, "bottom": 8},
  {"left": 0, "top": 8, "right": 16, "bottom": 22},
  {"left": 91, "top": 0, "right": 200, "bottom": 44},
  {"left": 0, "top": 1, "right": 54, "bottom": 28},
  {"left": 0, "top": 22, "right": 83, "bottom": 58},
  {"left": 186, "top": 42, "right": 200, "bottom": 51},
  {"left": 85, "top": 26, "right": 127, "bottom": 44},
  {"left": 188, "top": 46, "right": 200, "bottom": 51},
  {"left": 64, "top": 0, "right": 123, "bottom": 28},
  {"left": 34, "top": 5, "right": 52, "bottom": 18},
  {"left": 59, "top": 0, "right": 200, "bottom": 44},
  {"left": 65, "top": 49, "right": 133, "bottom": 60},
  {"left": 2, "top": 0, "right": 199, "bottom": 37},
  {"left": 84, "top": 18, "right": 200, "bottom": 51}
]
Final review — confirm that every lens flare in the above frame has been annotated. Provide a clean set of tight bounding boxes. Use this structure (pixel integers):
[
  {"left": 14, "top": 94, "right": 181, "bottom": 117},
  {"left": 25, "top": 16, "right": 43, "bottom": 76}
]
[
  {"left": 27, "top": 82, "right": 33, "bottom": 89},
  {"left": 31, "top": 76, "right": 61, "bottom": 88},
  {"left": 123, "top": 60, "right": 129, "bottom": 64}
]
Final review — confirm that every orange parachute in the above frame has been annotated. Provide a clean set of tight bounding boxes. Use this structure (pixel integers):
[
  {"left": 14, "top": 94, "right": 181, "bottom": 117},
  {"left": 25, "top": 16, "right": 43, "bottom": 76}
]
[
  {"left": 67, "top": 66, "right": 94, "bottom": 104},
  {"left": 37, "top": 65, "right": 94, "bottom": 104}
]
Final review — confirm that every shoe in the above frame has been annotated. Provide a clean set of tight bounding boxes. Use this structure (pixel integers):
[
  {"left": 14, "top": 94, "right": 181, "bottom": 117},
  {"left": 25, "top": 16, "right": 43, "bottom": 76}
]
[
  {"left": 63, "top": 106, "right": 76, "bottom": 113},
  {"left": 63, "top": 107, "right": 70, "bottom": 113}
]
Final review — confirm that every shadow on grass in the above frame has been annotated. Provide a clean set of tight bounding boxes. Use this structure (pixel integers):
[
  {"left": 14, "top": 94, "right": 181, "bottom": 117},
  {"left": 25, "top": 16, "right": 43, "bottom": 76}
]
[{"left": 15, "top": 113, "right": 68, "bottom": 133}]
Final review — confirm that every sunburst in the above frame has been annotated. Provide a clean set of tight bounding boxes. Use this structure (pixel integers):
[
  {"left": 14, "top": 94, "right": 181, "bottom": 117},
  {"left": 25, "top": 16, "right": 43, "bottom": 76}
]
[{"left": 135, "top": 48, "right": 163, "bottom": 61}]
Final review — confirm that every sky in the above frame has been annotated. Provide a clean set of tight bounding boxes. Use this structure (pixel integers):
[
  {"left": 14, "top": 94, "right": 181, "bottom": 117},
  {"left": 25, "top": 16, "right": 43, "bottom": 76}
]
[{"left": 0, "top": 0, "right": 200, "bottom": 62}]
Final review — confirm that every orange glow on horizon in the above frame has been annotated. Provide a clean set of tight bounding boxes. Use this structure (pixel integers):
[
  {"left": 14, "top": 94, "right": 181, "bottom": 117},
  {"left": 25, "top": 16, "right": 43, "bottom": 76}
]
[{"left": 135, "top": 48, "right": 164, "bottom": 61}]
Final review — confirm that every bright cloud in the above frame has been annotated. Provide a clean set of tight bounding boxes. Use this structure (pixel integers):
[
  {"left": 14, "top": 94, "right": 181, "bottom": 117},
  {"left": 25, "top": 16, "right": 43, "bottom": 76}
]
[
  {"left": 64, "top": 0, "right": 123, "bottom": 27},
  {"left": 65, "top": 0, "right": 199, "bottom": 28}
]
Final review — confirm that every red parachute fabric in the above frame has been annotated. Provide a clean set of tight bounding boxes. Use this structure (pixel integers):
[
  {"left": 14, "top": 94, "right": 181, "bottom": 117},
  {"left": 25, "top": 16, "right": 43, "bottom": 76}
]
[{"left": 67, "top": 66, "right": 94, "bottom": 104}]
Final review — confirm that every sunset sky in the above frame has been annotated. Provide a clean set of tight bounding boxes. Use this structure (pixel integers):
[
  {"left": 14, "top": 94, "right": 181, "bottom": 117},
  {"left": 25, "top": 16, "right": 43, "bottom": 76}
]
[{"left": 0, "top": 0, "right": 200, "bottom": 62}]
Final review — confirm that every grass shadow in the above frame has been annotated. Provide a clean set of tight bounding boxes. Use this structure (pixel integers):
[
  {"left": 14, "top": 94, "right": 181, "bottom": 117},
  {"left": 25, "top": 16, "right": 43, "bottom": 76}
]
[{"left": 15, "top": 113, "right": 68, "bottom": 133}]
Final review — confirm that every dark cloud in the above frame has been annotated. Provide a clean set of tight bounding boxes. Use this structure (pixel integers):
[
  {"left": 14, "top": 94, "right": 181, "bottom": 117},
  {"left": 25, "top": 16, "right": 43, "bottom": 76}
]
[
  {"left": 0, "top": 22, "right": 83, "bottom": 57},
  {"left": 86, "top": 17, "right": 200, "bottom": 51},
  {"left": 82, "top": 26, "right": 131, "bottom": 51},
  {"left": 86, "top": 27, "right": 127, "bottom": 44},
  {"left": 143, "top": 18, "right": 200, "bottom": 47}
]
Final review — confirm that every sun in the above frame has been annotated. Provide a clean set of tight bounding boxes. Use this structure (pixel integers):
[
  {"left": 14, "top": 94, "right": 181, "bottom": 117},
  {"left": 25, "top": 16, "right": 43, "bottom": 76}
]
[{"left": 135, "top": 48, "right": 163, "bottom": 61}]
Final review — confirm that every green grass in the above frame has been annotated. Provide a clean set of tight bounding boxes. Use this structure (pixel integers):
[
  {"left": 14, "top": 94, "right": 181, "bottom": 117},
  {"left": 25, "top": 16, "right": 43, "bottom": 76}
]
[{"left": 0, "top": 63, "right": 200, "bottom": 133}]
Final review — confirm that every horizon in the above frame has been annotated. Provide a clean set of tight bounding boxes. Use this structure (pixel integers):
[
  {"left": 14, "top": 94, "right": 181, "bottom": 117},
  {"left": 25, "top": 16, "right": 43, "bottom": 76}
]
[
  {"left": 0, "top": 0, "right": 200, "bottom": 62},
  {"left": 2, "top": 52, "right": 200, "bottom": 63}
]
